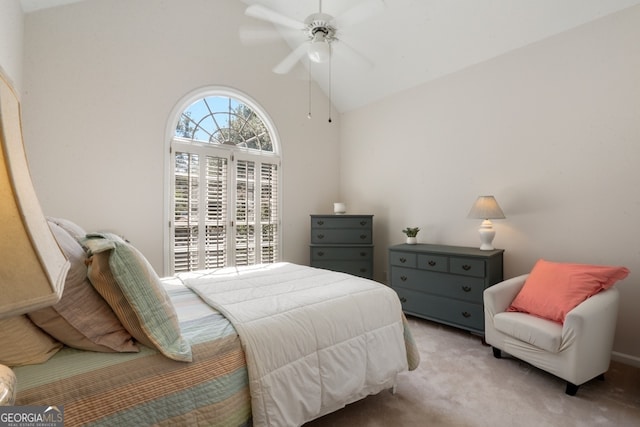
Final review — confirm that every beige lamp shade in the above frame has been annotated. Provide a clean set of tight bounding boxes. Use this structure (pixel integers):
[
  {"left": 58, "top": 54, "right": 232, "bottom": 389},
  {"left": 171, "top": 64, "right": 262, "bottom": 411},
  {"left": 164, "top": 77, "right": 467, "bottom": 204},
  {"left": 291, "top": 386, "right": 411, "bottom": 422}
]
[
  {"left": 467, "top": 196, "right": 506, "bottom": 220},
  {"left": 0, "top": 71, "right": 70, "bottom": 319}
]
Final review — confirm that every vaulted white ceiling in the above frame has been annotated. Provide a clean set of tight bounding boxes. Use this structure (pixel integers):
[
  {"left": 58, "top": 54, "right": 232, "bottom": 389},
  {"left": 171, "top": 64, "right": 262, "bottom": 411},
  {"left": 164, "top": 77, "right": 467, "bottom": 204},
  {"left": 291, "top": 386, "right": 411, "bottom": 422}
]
[{"left": 21, "top": 0, "right": 640, "bottom": 112}]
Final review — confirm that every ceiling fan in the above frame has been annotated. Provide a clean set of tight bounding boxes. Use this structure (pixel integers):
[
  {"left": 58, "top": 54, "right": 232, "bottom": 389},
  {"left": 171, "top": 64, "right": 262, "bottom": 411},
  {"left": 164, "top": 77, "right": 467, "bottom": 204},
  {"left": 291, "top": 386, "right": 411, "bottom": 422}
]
[{"left": 243, "top": 0, "right": 384, "bottom": 75}]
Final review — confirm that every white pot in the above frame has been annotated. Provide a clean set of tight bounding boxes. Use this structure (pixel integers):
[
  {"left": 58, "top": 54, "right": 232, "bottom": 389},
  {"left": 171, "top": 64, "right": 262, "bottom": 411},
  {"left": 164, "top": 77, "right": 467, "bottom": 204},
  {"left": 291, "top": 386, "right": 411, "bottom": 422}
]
[{"left": 406, "top": 237, "right": 417, "bottom": 245}]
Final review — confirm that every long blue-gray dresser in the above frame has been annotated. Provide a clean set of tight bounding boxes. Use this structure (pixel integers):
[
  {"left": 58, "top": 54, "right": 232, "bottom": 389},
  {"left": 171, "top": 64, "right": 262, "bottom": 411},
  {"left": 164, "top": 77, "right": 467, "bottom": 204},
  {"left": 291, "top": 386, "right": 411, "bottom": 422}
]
[{"left": 389, "top": 243, "right": 503, "bottom": 334}]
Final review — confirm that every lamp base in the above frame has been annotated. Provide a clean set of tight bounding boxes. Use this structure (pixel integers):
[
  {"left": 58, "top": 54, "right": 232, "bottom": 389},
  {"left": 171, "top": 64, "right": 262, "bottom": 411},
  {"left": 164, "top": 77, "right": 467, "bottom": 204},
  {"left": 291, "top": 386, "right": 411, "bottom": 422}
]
[
  {"left": 0, "top": 364, "right": 16, "bottom": 405},
  {"left": 478, "top": 220, "right": 496, "bottom": 251}
]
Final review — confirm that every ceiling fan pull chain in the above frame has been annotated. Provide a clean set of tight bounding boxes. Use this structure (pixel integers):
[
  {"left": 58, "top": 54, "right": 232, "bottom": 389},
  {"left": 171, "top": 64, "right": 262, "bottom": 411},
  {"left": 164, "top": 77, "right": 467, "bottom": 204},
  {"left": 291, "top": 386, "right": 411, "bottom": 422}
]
[
  {"left": 328, "top": 46, "right": 332, "bottom": 123},
  {"left": 308, "top": 58, "right": 312, "bottom": 119}
]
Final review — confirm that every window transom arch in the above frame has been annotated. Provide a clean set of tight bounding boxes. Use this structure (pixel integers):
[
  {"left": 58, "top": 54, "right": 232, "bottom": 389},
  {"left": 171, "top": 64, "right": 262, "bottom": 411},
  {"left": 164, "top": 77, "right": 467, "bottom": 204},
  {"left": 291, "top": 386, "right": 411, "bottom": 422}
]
[
  {"left": 165, "top": 87, "right": 281, "bottom": 275},
  {"left": 176, "top": 95, "right": 275, "bottom": 152}
]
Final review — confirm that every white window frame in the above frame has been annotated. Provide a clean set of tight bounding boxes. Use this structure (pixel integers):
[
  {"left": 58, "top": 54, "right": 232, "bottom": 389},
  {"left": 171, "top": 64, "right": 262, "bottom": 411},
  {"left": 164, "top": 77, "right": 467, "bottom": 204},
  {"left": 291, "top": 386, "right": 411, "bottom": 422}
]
[{"left": 163, "top": 86, "right": 282, "bottom": 276}]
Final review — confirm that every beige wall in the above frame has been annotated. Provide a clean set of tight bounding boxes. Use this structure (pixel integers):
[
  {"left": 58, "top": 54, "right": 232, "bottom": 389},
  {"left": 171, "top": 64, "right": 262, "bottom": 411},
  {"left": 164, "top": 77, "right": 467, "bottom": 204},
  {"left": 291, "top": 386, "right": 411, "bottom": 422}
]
[
  {"left": 20, "top": 0, "right": 340, "bottom": 274},
  {"left": 0, "top": 0, "right": 23, "bottom": 92},
  {"left": 340, "top": 6, "right": 640, "bottom": 364}
]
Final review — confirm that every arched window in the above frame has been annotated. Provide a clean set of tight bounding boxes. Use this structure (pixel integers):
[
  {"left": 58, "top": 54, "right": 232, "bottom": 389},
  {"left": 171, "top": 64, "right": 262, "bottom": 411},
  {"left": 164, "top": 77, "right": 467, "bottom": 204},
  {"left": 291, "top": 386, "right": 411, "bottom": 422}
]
[{"left": 167, "top": 88, "right": 281, "bottom": 274}]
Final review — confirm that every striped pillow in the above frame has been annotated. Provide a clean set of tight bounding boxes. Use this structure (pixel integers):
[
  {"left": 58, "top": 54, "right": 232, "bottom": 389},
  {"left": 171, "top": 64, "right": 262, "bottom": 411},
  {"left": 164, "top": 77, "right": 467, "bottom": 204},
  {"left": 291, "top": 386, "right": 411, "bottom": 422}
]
[
  {"left": 0, "top": 316, "right": 62, "bottom": 367},
  {"left": 29, "top": 221, "right": 139, "bottom": 353},
  {"left": 84, "top": 233, "right": 192, "bottom": 362}
]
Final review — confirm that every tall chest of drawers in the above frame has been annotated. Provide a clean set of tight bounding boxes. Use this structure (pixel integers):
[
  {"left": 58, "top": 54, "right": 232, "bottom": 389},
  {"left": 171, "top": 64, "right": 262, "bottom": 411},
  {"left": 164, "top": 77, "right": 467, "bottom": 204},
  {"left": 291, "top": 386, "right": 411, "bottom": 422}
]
[
  {"left": 310, "top": 214, "right": 374, "bottom": 279},
  {"left": 389, "top": 244, "right": 503, "bottom": 334}
]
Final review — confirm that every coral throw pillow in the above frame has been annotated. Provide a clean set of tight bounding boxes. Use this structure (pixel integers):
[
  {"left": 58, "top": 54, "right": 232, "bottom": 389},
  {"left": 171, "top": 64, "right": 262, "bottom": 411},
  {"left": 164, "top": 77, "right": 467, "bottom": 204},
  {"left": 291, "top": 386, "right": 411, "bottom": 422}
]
[{"left": 508, "top": 259, "right": 629, "bottom": 323}]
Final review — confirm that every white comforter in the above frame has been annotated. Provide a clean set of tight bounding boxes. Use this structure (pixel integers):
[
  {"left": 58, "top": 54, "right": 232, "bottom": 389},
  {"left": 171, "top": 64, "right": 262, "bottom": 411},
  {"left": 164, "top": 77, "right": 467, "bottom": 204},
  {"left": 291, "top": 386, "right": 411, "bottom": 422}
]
[{"left": 179, "top": 262, "right": 408, "bottom": 427}]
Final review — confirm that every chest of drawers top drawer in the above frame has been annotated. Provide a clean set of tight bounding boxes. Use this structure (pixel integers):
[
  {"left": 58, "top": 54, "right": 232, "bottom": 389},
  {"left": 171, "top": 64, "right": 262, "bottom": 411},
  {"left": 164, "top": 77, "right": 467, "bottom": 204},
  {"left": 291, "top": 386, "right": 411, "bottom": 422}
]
[
  {"left": 311, "top": 215, "right": 372, "bottom": 229},
  {"left": 450, "top": 257, "right": 485, "bottom": 278},
  {"left": 417, "top": 254, "right": 448, "bottom": 272},
  {"left": 390, "top": 251, "right": 417, "bottom": 268}
]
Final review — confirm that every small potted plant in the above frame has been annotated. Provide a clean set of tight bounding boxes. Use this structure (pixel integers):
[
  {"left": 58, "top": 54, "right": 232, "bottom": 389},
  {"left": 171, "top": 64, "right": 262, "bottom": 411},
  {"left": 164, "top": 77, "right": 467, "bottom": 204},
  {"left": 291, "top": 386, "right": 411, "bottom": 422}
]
[{"left": 402, "top": 227, "right": 420, "bottom": 245}]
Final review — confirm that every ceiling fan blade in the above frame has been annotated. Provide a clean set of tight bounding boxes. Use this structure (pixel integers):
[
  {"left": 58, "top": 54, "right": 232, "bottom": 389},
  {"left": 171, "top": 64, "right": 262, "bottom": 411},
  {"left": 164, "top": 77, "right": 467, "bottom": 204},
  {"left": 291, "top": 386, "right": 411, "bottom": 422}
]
[
  {"left": 245, "top": 4, "right": 305, "bottom": 31},
  {"left": 331, "top": 0, "right": 385, "bottom": 28},
  {"left": 239, "top": 26, "right": 280, "bottom": 45},
  {"left": 273, "top": 43, "right": 309, "bottom": 74},
  {"left": 239, "top": 26, "right": 299, "bottom": 45}
]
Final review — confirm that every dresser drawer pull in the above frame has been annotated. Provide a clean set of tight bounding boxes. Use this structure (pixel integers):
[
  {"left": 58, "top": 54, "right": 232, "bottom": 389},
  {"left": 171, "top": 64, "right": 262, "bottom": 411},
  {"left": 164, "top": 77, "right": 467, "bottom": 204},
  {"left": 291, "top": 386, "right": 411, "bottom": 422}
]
[
  {"left": 462, "top": 265, "right": 472, "bottom": 271},
  {"left": 399, "top": 257, "right": 407, "bottom": 263},
  {"left": 428, "top": 260, "right": 436, "bottom": 266},
  {"left": 462, "top": 311, "right": 471, "bottom": 318},
  {"left": 360, "top": 220, "right": 367, "bottom": 226},
  {"left": 317, "top": 234, "right": 325, "bottom": 240},
  {"left": 316, "top": 220, "right": 324, "bottom": 225},
  {"left": 461, "top": 286, "right": 472, "bottom": 292},
  {"left": 360, "top": 252, "right": 367, "bottom": 257},
  {"left": 360, "top": 234, "right": 367, "bottom": 240},
  {"left": 317, "top": 251, "right": 325, "bottom": 257},
  {"left": 400, "top": 297, "right": 407, "bottom": 303},
  {"left": 400, "top": 276, "right": 407, "bottom": 282},
  {"left": 359, "top": 268, "right": 367, "bottom": 273}
]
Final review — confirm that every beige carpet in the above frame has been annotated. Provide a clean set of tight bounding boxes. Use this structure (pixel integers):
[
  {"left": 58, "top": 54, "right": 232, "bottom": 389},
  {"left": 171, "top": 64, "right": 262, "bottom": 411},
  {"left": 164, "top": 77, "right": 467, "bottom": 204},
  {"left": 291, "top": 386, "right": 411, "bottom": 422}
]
[{"left": 306, "top": 316, "right": 640, "bottom": 427}]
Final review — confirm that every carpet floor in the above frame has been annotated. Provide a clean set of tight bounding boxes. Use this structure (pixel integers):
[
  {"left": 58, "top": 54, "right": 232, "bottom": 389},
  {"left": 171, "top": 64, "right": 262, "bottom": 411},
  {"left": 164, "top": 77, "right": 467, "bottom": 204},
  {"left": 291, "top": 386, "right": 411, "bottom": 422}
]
[{"left": 306, "top": 315, "right": 640, "bottom": 427}]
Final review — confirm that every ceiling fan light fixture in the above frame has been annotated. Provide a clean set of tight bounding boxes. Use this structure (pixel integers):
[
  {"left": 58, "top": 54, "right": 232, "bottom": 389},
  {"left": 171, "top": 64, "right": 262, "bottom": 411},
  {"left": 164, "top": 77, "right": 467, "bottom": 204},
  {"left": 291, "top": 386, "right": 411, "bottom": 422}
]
[{"left": 308, "top": 38, "right": 331, "bottom": 63}]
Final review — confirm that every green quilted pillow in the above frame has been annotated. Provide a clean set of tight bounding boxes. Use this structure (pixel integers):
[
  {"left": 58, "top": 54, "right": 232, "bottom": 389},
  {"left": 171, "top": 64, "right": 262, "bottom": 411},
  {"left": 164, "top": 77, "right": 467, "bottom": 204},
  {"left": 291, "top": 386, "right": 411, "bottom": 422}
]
[{"left": 84, "top": 233, "right": 192, "bottom": 362}]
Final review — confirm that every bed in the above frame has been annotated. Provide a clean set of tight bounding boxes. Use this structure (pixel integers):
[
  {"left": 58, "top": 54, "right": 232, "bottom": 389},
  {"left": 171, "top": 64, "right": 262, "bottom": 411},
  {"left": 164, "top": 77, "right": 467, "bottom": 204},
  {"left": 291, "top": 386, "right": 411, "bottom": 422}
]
[{"left": 10, "top": 226, "right": 420, "bottom": 426}]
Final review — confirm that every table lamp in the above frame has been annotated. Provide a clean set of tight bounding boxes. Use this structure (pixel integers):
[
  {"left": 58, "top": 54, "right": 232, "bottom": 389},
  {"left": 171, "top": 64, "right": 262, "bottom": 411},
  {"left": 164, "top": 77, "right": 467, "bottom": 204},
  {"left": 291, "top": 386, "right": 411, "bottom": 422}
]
[
  {"left": 467, "top": 195, "right": 505, "bottom": 250},
  {"left": 0, "top": 70, "right": 69, "bottom": 320}
]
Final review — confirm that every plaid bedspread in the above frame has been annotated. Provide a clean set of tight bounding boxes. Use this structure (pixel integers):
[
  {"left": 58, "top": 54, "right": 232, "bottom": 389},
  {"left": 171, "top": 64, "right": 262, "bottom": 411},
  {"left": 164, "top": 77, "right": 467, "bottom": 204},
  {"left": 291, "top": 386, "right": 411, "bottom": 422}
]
[{"left": 14, "top": 281, "right": 251, "bottom": 427}]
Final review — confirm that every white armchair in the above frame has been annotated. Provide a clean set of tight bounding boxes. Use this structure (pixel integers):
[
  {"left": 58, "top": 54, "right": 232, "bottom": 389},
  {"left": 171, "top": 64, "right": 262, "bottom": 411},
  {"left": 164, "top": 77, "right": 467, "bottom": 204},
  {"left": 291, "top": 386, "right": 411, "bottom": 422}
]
[{"left": 484, "top": 274, "right": 620, "bottom": 396}]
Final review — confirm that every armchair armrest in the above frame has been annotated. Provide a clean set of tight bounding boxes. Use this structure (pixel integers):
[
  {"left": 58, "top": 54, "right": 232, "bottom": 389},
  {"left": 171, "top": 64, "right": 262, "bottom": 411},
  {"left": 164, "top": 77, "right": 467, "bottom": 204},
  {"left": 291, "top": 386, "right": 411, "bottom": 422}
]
[
  {"left": 561, "top": 287, "right": 619, "bottom": 352},
  {"left": 483, "top": 274, "right": 529, "bottom": 316}
]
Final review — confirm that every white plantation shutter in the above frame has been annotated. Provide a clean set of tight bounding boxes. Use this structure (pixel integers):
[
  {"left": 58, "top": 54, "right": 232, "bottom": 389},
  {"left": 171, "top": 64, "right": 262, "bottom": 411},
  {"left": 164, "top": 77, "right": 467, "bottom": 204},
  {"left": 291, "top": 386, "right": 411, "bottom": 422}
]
[
  {"left": 173, "top": 152, "right": 200, "bottom": 272},
  {"left": 172, "top": 150, "right": 230, "bottom": 272},
  {"left": 204, "top": 156, "right": 228, "bottom": 268},
  {"left": 260, "top": 163, "right": 278, "bottom": 263},
  {"left": 235, "top": 159, "right": 256, "bottom": 266}
]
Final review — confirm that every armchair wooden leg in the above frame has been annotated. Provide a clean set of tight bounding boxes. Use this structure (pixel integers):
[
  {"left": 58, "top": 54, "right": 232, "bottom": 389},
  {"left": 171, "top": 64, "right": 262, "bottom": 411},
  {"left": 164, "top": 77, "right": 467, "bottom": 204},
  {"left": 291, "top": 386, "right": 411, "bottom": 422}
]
[
  {"left": 566, "top": 373, "right": 604, "bottom": 396},
  {"left": 492, "top": 347, "right": 502, "bottom": 358},
  {"left": 565, "top": 382, "right": 579, "bottom": 396}
]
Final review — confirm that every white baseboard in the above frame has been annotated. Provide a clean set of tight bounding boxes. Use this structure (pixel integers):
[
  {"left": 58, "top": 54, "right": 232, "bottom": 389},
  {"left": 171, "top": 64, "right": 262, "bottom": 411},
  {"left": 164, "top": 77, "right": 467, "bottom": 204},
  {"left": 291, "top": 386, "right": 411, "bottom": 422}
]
[{"left": 611, "top": 351, "right": 640, "bottom": 368}]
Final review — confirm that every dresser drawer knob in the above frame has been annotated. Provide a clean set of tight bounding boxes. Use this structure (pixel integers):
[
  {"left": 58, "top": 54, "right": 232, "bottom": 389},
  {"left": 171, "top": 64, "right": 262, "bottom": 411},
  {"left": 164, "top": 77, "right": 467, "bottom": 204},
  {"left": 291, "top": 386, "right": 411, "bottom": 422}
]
[
  {"left": 400, "top": 297, "right": 407, "bottom": 303},
  {"left": 359, "top": 268, "right": 367, "bottom": 273},
  {"left": 462, "top": 286, "right": 471, "bottom": 292},
  {"left": 461, "top": 311, "right": 471, "bottom": 318},
  {"left": 360, "top": 220, "right": 367, "bottom": 226},
  {"left": 400, "top": 276, "right": 407, "bottom": 282},
  {"left": 428, "top": 260, "right": 436, "bottom": 266},
  {"left": 317, "top": 220, "right": 324, "bottom": 225},
  {"left": 317, "top": 251, "right": 325, "bottom": 257},
  {"left": 399, "top": 257, "right": 407, "bottom": 263},
  {"left": 462, "top": 265, "right": 471, "bottom": 271},
  {"left": 360, "top": 234, "right": 367, "bottom": 240},
  {"left": 360, "top": 252, "right": 367, "bottom": 257},
  {"left": 317, "top": 234, "right": 325, "bottom": 240}
]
